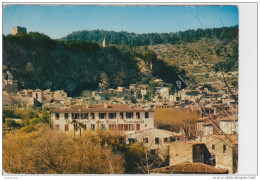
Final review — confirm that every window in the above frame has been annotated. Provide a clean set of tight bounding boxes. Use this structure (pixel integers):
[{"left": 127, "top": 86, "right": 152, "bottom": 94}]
[
  {"left": 164, "top": 138, "right": 168, "bottom": 143},
  {"left": 155, "top": 138, "right": 159, "bottom": 144},
  {"left": 124, "top": 124, "right": 128, "bottom": 131},
  {"left": 128, "top": 124, "right": 134, "bottom": 131},
  {"left": 126, "top": 112, "right": 133, "bottom": 119},
  {"left": 91, "top": 113, "right": 95, "bottom": 119},
  {"left": 118, "top": 124, "right": 124, "bottom": 131},
  {"left": 136, "top": 124, "right": 140, "bottom": 131},
  {"left": 143, "top": 138, "right": 148, "bottom": 144},
  {"left": 81, "top": 113, "right": 88, "bottom": 119},
  {"left": 145, "top": 112, "right": 149, "bottom": 118},
  {"left": 65, "top": 124, "right": 69, "bottom": 131},
  {"left": 109, "top": 113, "right": 116, "bottom": 119},
  {"left": 72, "top": 113, "right": 79, "bottom": 119},
  {"left": 55, "top": 113, "right": 59, "bottom": 120},
  {"left": 136, "top": 112, "right": 140, "bottom": 119},
  {"left": 212, "top": 145, "right": 215, "bottom": 150},
  {"left": 91, "top": 124, "right": 95, "bottom": 130},
  {"left": 120, "top": 112, "right": 124, "bottom": 119},
  {"left": 99, "top": 113, "right": 106, "bottom": 119},
  {"left": 170, "top": 137, "right": 175, "bottom": 142},
  {"left": 65, "top": 113, "right": 69, "bottom": 120},
  {"left": 54, "top": 124, "right": 60, "bottom": 130},
  {"left": 223, "top": 145, "right": 226, "bottom": 153},
  {"left": 36, "top": 93, "right": 38, "bottom": 99}
]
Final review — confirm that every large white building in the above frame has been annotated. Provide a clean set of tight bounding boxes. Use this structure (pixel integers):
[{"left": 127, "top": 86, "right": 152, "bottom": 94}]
[{"left": 50, "top": 104, "right": 154, "bottom": 133}]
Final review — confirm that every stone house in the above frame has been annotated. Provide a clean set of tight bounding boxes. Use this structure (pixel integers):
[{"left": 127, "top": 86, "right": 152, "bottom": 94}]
[
  {"left": 159, "top": 87, "right": 170, "bottom": 100},
  {"left": 32, "top": 89, "right": 43, "bottom": 103},
  {"left": 203, "top": 134, "right": 238, "bottom": 174},
  {"left": 43, "top": 89, "right": 54, "bottom": 103},
  {"left": 169, "top": 141, "right": 212, "bottom": 166},
  {"left": 124, "top": 128, "right": 184, "bottom": 160},
  {"left": 219, "top": 116, "right": 238, "bottom": 134},
  {"left": 54, "top": 90, "right": 67, "bottom": 100}
]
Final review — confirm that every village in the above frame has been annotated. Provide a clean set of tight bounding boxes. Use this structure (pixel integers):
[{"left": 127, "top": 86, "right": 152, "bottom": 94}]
[{"left": 3, "top": 68, "right": 238, "bottom": 174}]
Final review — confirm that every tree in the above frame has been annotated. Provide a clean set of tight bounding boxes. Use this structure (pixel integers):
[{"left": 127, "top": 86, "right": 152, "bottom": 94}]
[
  {"left": 154, "top": 108, "right": 199, "bottom": 139},
  {"left": 3, "top": 124, "right": 125, "bottom": 174}
]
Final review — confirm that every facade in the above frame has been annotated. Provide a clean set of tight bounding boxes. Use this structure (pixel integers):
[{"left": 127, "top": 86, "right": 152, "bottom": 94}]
[
  {"left": 203, "top": 134, "right": 238, "bottom": 174},
  {"left": 203, "top": 122, "right": 214, "bottom": 136},
  {"left": 43, "top": 89, "right": 54, "bottom": 103},
  {"left": 50, "top": 104, "right": 154, "bottom": 133},
  {"left": 12, "top": 26, "right": 27, "bottom": 35},
  {"left": 53, "top": 90, "right": 67, "bottom": 100},
  {"left": 124, "top": 128, "right": 184, "bottom": 161},
  {"left": 32, "top": 89, "right": 43, "bottom": 103},
  {"left": 169, "top": 141, "right": 212, "bottom": 166},
  {"left": 219, "top": 116, "right": 238, "bottom": 134}
]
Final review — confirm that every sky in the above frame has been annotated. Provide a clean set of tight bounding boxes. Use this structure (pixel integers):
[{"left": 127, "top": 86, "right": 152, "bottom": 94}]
[{"left": 3, "top": 5, "right": 239, "bottom": 39}]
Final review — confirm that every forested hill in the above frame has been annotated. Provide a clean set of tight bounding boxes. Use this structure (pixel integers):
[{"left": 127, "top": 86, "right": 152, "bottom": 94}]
[
  {"left": 3, "top": 33, "right": 184, "bottom": 96},
  {"left": 62, "top": 26, "right": 238, "bottom": 46}
]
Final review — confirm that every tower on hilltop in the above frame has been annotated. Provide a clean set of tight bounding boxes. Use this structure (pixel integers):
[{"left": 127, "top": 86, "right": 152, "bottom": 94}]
[{"left": 12, "top": 26, "right": 27, "bottom": 35}]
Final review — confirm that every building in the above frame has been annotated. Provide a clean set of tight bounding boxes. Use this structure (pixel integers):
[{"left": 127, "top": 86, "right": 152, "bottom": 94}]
[
  {"left": 19, "top": 89, "right": 43, "bottom": 106},
  {"left": 50, "top": 104, "right": 154, "bottom": 133},
  {"left": 203, "top": 134, "right": 238, "bottom": 174},
  {"left": 43, "top": 89, "right": 54, "bottom": 103},
  {"left": 53, "top": 90, "right": 67, "bottom": 100},
  {"left": 124, "top": 128, "right": 184, "bottom": 161},
  {"left": 12, "top": 26, "right": 27, "bottom": 35},
  {"left": 169, "top": 141, "right": 212, "bottom": 166},
  {"left": 159, "top": 87, "right": 170, "bottom": 100},
  {"left": 32, "top": 89, "right": 43, "bottom": 103},
  {"left": 219, "top": 116, "right": 238, "bottom": 134}
]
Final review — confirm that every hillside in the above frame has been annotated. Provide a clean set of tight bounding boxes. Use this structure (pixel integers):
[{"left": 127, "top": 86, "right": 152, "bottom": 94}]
[
  {"left": 3, "top": 33, "right": 184, "bottom": 96},
  {"left": 148, "top": 38, "right": 238, "bottom": 85},
  {"left": 3, "top": 33, "right": 140, "bottom": 96},
  {"left": 62, "top": 26, "right": 238, "bottom": 86}
]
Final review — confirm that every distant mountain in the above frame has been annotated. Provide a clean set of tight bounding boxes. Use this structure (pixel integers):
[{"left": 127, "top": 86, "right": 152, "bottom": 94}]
[{"left": 61, "top": 26, "right": 238, "bottom": 46}]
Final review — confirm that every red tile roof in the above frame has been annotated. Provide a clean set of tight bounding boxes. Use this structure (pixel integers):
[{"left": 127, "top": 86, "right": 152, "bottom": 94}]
[
  {"left": 52, "top": 104, "right": 154, "bottom": 113},
  {"left": 150, "top": 163, "right": 229, "bottom": 174},
  {"left": 220, "top": 116, "right": 238, "bottom": 121}
]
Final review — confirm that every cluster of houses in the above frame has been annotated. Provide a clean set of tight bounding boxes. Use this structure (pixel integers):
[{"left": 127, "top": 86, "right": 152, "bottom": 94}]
[
  {"left": 3, "top": 74, "right": 238, "bottom": 174},
  {"left": 50, "top": 101, "right": 238, "bottom": 174},
  {"left": 3, "top": 88, "right": 68, "bottom": 108},
  {"left": 92, "top": 79, "right": 166, "bottom": 101}
]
